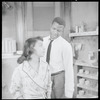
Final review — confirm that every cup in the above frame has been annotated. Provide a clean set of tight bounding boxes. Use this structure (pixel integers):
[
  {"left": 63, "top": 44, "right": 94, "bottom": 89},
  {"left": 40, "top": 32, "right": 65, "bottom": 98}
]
[
  {"left": 79, "top": 69, "right": 84, "bottom": 74},
  {"left": 79, "top": 90, "right": 85, "bottom": 96},
  {"left": 85, "top": 80, "right": 90, "bottom": 86},
  {"left": 79, "top": 78, "right": 85, "bottom": 85},
  {"left": 75, "top": 26, "right": 79, "bottom": 33},
  {"left": 84, "top": 70, "right": 90, "bottom": 75}
]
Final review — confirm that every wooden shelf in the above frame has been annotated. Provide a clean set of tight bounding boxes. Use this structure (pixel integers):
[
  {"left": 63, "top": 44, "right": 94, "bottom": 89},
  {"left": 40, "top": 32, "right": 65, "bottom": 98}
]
[
  {"left": 77, "top": 94, "right": 98, "bottom": 98},
  {"left": 69, "top": 31, "right": 98, "bottom": 37},
  {"left": 77, "top": 84, "right": 98, "bottom": 92},
  {"left": 74, "top": 60, "right": 98, "bottom": 68},
  {"left": 77, "top": 73, "right": 98, "bottom": 80},
  {"left": 2, "top": 54, "right": 21, "bottom": 59},
  {"left": 71, "top": 30, "right": 98, "bottom": 98}
]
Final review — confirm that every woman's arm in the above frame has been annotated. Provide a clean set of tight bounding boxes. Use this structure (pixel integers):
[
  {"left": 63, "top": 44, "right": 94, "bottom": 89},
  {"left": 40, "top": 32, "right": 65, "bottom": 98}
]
[{"left": 9, "top": 67, "right": 23, "bottom": 99}]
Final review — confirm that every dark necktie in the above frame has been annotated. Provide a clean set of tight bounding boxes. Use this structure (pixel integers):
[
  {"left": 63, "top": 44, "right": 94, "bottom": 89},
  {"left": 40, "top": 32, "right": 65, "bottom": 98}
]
[{"left": 46, "top": 40, "right": 53, "bottom": 64}]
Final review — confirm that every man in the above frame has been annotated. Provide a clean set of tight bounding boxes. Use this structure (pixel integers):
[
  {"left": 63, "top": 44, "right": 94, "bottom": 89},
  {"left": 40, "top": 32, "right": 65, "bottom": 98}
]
[{"left": 42, "top": 17, "right": 74, "bottom": 98}]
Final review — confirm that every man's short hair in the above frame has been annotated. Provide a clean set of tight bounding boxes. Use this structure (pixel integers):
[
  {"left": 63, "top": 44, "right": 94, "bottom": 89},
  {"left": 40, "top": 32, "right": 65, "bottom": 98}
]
[{"left": 52, "top": 17, "right": 66, "bottom": 27}]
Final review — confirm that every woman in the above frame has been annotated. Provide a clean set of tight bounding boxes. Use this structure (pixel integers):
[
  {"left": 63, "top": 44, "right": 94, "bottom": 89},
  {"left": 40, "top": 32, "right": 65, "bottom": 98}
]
[{"left": 9, "top": 36, "right": 52, "bottom": 99}]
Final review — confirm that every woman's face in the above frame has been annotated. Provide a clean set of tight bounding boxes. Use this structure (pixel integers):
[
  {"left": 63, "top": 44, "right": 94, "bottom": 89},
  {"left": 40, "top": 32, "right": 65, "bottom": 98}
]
[
  {"left": 33, "top": 40, "right": 45, "bottom": 57},
  {"left": 50, "top": 22, "right": 64, "bottom": 40}
]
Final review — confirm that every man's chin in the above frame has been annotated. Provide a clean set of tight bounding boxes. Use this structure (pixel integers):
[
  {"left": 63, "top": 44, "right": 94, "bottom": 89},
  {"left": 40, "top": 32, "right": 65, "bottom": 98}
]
[{"left": 51, "top": 36, "right": 59, "bottom": 40}]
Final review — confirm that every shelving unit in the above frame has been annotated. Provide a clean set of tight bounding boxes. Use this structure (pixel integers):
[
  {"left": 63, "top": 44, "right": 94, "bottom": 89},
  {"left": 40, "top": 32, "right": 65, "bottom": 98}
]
[
  {"left": 75, "top": 60, "right": 98, "bottom": 68},
  {"left": 77, "top": 73, "right": 98, "bottom": 80},
  {"left": 69, "top": 30, "right": 98, "bottom": 98},
  {"left": 74, "top": 60, "right": 98, "bottom": 98},
  {"left": 77, "top": 94, "right": 98, "bottom": 98},
  {"left": 69, "top": 31, "right": 98, "bottom": 37},
  {"left": 2, "top": 54, "right": 21, "bottom": 59},
  {"left": 77, "top": 83, "right": 98, "bottom": 92}
]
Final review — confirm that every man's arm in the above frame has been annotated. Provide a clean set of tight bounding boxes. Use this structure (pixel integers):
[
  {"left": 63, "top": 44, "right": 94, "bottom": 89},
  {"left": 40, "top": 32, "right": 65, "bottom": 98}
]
[{"left": 62, "top": 43, "right": 74, "bottom": 98}]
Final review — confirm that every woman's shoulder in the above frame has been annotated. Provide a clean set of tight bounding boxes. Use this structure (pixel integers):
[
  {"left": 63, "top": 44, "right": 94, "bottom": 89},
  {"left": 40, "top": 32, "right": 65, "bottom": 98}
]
[
  {"left": 11, "top": 63, "right": 23, "bottom": 79},
  {"left": 14, "top": 63, "right": 23, "bottom": 73}
]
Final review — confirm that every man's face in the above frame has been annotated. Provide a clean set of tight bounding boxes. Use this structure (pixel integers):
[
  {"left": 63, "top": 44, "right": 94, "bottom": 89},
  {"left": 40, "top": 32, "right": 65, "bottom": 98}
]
[{"left": 50, "top": 22, "right": 64, "bottom": 40}]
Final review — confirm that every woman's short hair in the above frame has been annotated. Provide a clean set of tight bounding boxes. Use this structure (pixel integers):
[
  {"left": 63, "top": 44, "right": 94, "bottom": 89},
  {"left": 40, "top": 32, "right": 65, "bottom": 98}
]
[
  {"left": 52, "top": 17, "right": 66, "bottom": 27},
  {"left": 17, "top": 36, "right": 43, "bottom": 64}
]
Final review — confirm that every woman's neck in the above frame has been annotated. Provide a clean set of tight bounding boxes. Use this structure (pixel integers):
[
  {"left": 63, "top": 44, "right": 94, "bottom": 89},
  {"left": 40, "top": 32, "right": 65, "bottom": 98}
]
[
  {"left": 30, "top": 54, "right": 40, "bottom": 63},
  {"left": 28, "top": 54, "right": 40, "bottom": 72}
]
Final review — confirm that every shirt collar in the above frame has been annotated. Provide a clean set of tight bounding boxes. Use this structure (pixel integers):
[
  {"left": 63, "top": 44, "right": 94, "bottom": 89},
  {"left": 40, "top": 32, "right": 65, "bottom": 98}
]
[{"left": 48, "top": 35, "right": 61, "bottom": 41}]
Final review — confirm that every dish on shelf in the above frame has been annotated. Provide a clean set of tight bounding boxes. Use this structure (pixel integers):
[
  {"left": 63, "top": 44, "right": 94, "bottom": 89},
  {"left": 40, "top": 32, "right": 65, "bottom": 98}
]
[
  {"left": 79, "top": 78, "right": 85, "bottom": 85},
  {"left": 74, "top": 60, "right": 98, "bottom": 68},
  {"left": 85, "top": 80, "right": 90, "bottom": 86},
  {"left": 77, "top": 72, "right": 98, "bottom": 80},
  {"left": 78, "top": 90, "right": 85, "bottom": 96},
  {"left": 77, "top": 83, "right": 98, "bottom": 92},
  {"left": 84, "top": 70, "right": 90, "bottom": 75},
  {"left": 79, "top": 69, "right": 84, "bottom": 74}
]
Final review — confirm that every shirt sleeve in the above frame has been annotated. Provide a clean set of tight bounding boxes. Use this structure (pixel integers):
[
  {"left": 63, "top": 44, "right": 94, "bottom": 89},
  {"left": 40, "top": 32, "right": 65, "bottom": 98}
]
[
  {"left": 9, "top": 67, "right": 23, "bottom": 99},
  {"left": 62, "top": 43, "right": 74, "bottom": 98}
]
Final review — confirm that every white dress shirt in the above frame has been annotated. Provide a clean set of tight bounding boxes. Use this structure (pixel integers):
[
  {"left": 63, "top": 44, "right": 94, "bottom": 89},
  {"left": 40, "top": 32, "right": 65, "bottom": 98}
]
[{"left": 41, "top": 36, "right": 74, "bottom": 98}]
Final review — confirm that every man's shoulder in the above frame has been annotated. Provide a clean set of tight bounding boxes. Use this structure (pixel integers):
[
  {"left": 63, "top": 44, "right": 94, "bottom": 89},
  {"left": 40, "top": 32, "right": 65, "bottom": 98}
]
[
  {"left": 59, "top": 37, "right": 72, "bottom": 50},
  {"left": 60, "top": 36, "right": 71, "bottom": 45}
]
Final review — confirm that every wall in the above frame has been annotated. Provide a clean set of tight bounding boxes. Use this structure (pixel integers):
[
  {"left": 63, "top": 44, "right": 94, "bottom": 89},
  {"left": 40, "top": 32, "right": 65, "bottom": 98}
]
[
  {"left": 2, "top": 58, "right": 19, "bottom": 99},
  {"left": 33, "top": 6, "right": 54, "bottom": 31},
  {"left": 72, "top": 36, "right": 98, "bottom": 63},
  {"left": 70, "top": 2, "right": 98, "bottom": 32},
  {"left": 2, "top": 2, "right": 17, "bottom": 40},
  {"left": 25, "top": 2, "right": 54, "bottom": 39}
]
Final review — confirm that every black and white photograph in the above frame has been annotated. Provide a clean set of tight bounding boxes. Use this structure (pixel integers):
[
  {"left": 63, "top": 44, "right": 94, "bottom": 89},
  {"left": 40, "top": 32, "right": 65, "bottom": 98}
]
[{"left": 2, "top": 2, "right": 98, "bottom": 99}]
